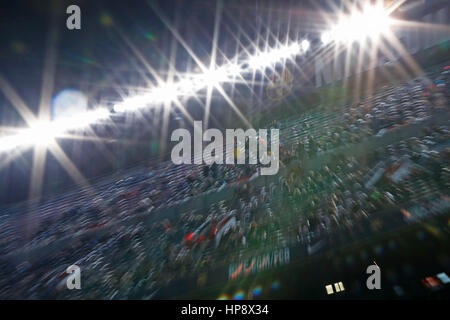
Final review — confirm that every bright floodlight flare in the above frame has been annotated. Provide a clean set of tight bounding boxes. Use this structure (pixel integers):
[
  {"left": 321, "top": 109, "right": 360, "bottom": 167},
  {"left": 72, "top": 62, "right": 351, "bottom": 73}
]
[
  {"left": 0, "top": 34, "right": 309, "bottom": 154},
  {"left": 2, "top": 38, "right": 311, "bottom": 153},
  {"left": 288, "top": 42, "right": 301, "bottom": 55},
  {"left": 176, "top": 78, "right": 198, "bottom": 95},
  {"left": 332, "top": 5, "right": 392, "bottom": 43},
  {"left": 151, "top": 83, "right": 179, "bottom": 104},
  {"left": 363, "top": 4, "right": 392, "bottom": 35},
  {"left": 277, "top": 43, "right": 299, "bottom": 59},
  {"left": 113, "top": 103, "right": 125, "bottom": 113},
  {"left": 113, "top": 93, "right": 151, "bottom": 113},
  {"left": 301, "top": 39, "right": 310, "bottom": 52},
  {"left": 0, "top": 129, "right": 50, "bottom": 152},
  {"left": 321, "top": 31, "right": 332, "bottom": 45},
  {"left": 248, "top": 50, "right": 271, "bottom": 69},
  {"left": 201, "top": 67, "right": 229, "bottom": 86},
  {"left": 248, "top": 50, "right": 274, "bottom": 69},
  {"left": 0, "top": 107, "right": 110, "bottom": 152},
  {"left": 248, "top": 43, "right": 301, "bottom": 70},
  {"left": 115, "top": 43, "right": 303, "bottom": 113},
  {"left": 226, "top": 63, "right": 242, "bottom": 77}
]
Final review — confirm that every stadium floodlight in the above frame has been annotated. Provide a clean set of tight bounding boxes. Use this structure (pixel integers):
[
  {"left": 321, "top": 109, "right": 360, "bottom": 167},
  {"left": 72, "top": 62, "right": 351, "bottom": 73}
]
[
  {"left": 288, "top": 42, "right": 301, "bottom": 55},
  {"left": 113, "top": 103, "right": 126, "bottom": 113},
  {"left": 301, "top": 40, "right": 310, "bottom": 52},
  {"left": 248, "top": 51, "right": 271, "bottom": 70},
  {"left": 277, "top": 43, "right": 298, "bottom": 58},
  {"left": 202, "top": 67, "right": 229, "bottom": 85},
  {"left": 151, "top": 83, "right": 179, "bottom": 104},
  {"left": 0, "top": 107, "right": 110, "bottom": 152},
  {"left": 225, "top": 63, "right": 242, "bottom": 77},
  {"left": 331, "top": 4, "right": 392, "bottom": 43},
  {"left": 248, "top": 43, "right": 301, "bottom": 70},
  {"left": 113, "top": 94, "right": 150, "bottom": 112},
  {"left": 321, "top": 31, "right": 332, "bottom": 45},
  {"left": 363, "top": 4, "right": 392, "bottom": 35},
  {"left": 54, "top": 107, "right": 110, "bottom": 132},
  {"left": 0, "top": 39, "right": 310, "bottom": 153},
  {"left": 176, "top": 78, "right": 198, "bottom": 95}
]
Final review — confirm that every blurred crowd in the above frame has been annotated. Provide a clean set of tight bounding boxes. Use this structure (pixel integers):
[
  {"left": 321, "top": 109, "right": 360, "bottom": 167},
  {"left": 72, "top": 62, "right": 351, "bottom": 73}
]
[{"left": 0, "top": 64, "right": 448, "bottom": 299}]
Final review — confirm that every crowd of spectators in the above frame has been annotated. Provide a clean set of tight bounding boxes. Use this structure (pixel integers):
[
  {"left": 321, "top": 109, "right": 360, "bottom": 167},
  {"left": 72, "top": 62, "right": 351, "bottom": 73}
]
[{"left": 0, "top": 64, "right": 448, "bottom": 299}]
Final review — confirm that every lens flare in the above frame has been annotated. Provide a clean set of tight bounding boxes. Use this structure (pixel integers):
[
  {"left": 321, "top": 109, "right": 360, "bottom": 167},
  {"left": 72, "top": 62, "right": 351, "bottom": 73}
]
[
  {"left": 252, "top": 286, "right": 263, "bottom": 297},
  {"left": 271, "top": 281, "right": 280, "bottom": 291},
  {"left": 233, "top": 290, "right": 245, "bottom": 300}
]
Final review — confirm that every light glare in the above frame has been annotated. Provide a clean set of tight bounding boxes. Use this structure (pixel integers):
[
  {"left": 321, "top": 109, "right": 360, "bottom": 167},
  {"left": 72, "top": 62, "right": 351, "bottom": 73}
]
[
  {"left": 301, "top": 40, "right": 310, "bottom": 52},
  {"left": 332, "top": 5, "right": 392, "bottom": 43},
  {"left": 321, "top": 32, "right": 332, "bottom": 45},
  {"left": 0, "top": 108, "right": 110, "bottom": 152}
]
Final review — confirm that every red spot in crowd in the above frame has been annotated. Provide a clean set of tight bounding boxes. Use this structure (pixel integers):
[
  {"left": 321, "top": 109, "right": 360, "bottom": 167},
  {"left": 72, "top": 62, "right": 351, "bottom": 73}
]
[
  {"left": 122, "top": 190, "right": 138, "bottom": 199},
  {"left": 422, "top": 277, "right": 440, "bottom": 288},
  {"left": 185, "top": 233, "right": 195, "bottom": 241},
  {"left": 444, "top": 66, "right": 450, "bottom": 70},
  {"left": 87, "top": 221, "right": 108, "bottom": 230},
  {"left": 129, "top": 190, "right": 138, "bottom": 197}
]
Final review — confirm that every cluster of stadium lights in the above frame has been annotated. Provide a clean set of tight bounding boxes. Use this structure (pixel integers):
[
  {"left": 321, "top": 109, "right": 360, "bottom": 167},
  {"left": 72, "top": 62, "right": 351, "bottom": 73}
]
[
  {"left": 0, "top": 108, "right": 110, "bottom": 152},
  {"left": 0, "top": 4, "right": 392, "bottom": 153},
  {"left": 321, "top": 4, "right": 392, "bottom": 44},
  {"left": 111, "top": 40, "right": 309, "bottom": 113}
]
